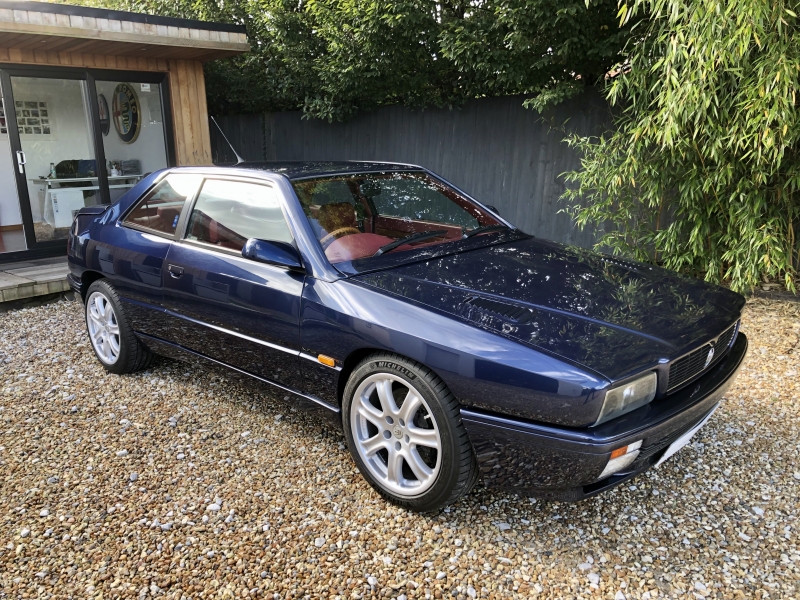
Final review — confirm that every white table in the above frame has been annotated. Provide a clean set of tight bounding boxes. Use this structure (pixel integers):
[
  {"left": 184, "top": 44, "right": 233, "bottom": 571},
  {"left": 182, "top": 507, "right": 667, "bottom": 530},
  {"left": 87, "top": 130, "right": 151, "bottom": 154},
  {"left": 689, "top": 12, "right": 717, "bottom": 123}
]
[{"left": 30, "top": 174, "right": 143, "bottom": 228}]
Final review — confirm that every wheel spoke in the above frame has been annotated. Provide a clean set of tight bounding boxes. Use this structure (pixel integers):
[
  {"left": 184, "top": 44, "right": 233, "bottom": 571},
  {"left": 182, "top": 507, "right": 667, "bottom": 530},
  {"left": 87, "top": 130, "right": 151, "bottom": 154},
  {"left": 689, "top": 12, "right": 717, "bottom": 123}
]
[
  {"left": 407, "top": 425, "right": 439, "bottom": 448},
  {"left": 101, "top": 336, "right": 112, "bottom": 360},
  {"left": 108, "top": 334, "right": 120, "bottom": 355},
  {"left": 96, "top": 296, "right": 107, "bottom": 318},
  {"left": 107, "top": 323, "right": 120, "bottom": 336},
  {"left": 361, "top": 434, "right": 388, "bottom": 457},
  {"left": 356, "top": 401, "right": 384, "bottom": 427},
  {"left": 397, "top": 391, "right": 421, "bottom": 424},
  {"left": 90, "top": 328, "right": 104, "bottom": 343},
  {"left": 405, "top": 447, "right": 433, "bottom": 481},
  {"left": 89, "top": 301, "right": 102, "bottom": 322},
  {"left": 385, "top": 449, "right": 404, "bottom": 485},
  {"left": 374, "top": 378, "right": 397, "bottom": 414}
]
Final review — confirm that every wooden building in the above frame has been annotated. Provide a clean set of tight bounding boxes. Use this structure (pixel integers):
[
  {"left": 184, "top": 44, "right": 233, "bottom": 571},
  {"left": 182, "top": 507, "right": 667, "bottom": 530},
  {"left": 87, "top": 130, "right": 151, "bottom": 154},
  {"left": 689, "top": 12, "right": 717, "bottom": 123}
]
[{"left": 0, "top": 0, "right": 248, "bottom": 261}]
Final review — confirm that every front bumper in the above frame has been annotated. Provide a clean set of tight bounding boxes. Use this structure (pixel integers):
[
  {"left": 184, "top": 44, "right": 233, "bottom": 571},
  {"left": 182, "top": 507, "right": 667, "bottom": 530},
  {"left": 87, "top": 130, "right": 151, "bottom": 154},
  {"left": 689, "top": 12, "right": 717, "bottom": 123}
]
[{"left": 461, "top": 332, "right": 748, "bottom": 501}]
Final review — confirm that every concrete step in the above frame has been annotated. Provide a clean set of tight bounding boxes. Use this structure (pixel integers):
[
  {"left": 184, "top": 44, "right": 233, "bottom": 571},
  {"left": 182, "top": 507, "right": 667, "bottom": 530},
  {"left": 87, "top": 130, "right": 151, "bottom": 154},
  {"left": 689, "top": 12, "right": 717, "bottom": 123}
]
[{"left": 0, "top": 257, "right": 70, "bottom": 303}]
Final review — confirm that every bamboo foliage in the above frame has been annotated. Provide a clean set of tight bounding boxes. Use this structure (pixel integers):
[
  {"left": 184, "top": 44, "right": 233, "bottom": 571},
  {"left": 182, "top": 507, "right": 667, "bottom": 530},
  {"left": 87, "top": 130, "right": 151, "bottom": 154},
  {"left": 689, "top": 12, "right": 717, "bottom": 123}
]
[{"left": 563, "top": 0, "right": 800, "bottom": 292}]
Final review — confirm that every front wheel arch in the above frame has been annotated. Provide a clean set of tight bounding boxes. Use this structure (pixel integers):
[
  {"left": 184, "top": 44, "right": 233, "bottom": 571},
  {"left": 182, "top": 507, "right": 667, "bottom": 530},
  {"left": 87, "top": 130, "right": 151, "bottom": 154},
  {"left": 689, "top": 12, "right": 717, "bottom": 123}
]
[{"left": 337, "top": 347, "right": 385, "bottom": 407}]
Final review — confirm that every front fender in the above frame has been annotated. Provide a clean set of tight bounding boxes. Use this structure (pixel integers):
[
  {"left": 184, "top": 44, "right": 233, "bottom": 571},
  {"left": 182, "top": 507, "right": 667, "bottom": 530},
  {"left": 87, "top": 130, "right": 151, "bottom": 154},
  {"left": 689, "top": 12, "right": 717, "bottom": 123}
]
[{"left": 299, "top": 278, "right": 608, "bottom": 427}]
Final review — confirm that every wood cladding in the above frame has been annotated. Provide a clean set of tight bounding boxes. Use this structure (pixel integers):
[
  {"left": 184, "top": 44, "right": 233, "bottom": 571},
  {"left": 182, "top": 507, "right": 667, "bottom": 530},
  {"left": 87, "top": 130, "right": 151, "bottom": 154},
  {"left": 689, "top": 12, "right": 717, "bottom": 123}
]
[
  {"left": 168, "top": 59, "right": 211, "bottom": 166},
  {"left": 0, "top": 8, "right": 248, "bottom": 62},
  {"left": 0, "top": 49, "right": 214, "bottom": 166}
]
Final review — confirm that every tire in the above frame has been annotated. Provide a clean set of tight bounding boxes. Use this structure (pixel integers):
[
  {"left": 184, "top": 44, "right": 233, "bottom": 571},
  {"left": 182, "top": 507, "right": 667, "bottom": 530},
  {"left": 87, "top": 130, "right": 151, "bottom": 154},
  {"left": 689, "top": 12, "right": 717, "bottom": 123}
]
[
  {"left": 342, "top": 352, "right": 479, "bottom": 512},
  {"left": 84, "top": 279, "right": 153, "bottom": 375}
]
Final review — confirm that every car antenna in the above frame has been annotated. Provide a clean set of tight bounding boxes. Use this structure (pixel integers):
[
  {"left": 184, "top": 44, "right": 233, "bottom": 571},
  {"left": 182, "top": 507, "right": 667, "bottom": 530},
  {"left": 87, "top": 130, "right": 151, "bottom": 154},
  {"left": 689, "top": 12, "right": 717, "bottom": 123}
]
[{"left": 210, "top": 116, "right": 245, "bottom": 165}]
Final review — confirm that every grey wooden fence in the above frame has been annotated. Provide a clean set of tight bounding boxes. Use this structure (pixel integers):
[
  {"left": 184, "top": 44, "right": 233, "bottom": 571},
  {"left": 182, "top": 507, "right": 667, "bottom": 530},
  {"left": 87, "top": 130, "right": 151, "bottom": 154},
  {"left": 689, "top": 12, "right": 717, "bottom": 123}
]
[{"left": 209, "top": 91, "right": 611, "bottom": 248}]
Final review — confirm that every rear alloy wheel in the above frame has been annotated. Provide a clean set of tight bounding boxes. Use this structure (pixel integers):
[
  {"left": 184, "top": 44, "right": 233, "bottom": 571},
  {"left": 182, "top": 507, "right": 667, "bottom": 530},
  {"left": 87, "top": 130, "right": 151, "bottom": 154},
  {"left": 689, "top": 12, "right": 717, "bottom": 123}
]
[
  {"left": 343, "top": 353, "right": 479, "bottom": 511},
  {"left": 86, "top": 291, "right": 121, "bottom": 366},
  {"left": 84, "top": 279, "right": 153, "bottom": 375}
]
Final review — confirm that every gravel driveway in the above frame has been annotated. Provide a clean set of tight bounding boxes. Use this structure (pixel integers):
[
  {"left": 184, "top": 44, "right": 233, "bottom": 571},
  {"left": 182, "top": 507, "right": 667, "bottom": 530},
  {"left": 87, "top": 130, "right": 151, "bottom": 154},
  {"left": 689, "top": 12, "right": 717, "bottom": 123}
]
[{"left": 0, "top": 297, "right": 798, "bottom": 599}]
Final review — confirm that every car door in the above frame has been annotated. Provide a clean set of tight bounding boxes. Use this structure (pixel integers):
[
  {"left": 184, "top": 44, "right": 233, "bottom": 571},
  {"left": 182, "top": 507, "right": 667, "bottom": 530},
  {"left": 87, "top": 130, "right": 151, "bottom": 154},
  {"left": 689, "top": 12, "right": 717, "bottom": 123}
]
[
  {"left": 110, "top": 173, "right": 202, "bottom": 338},
  {"left": 162, "top": 176, "right": 305, "bottom": 390}
]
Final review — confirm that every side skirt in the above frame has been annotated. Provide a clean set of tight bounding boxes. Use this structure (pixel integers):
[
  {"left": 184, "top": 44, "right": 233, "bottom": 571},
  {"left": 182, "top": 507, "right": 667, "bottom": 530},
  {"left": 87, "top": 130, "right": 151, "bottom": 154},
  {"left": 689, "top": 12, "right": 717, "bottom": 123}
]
[{"left": 136, "top": 331, "right": 342, "bottom": 429}]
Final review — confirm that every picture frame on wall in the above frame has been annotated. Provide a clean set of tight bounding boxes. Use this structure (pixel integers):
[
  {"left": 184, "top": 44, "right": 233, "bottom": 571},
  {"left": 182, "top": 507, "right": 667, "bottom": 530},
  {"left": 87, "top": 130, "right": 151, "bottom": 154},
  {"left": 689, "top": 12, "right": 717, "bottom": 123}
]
[
  {"left": 98, "top": 93, "right": 110, "bottom": 136},
  {"left": 0, "top": 99, "right": 56, "bottom": 140}
]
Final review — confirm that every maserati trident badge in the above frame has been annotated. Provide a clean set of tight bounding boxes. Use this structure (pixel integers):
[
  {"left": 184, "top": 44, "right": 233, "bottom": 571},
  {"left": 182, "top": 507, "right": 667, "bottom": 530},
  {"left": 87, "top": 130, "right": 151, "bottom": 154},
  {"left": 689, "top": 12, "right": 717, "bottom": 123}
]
[{"left": 705, "top": 347, "right": 715, "bottom": 368}]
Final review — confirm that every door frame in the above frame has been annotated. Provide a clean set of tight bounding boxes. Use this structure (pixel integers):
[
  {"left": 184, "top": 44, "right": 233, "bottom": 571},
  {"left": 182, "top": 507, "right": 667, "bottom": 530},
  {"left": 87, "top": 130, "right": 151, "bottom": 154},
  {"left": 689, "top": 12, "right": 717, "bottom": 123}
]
[{"left": 0, "top": 65, "right": 176, "bottom": 258}]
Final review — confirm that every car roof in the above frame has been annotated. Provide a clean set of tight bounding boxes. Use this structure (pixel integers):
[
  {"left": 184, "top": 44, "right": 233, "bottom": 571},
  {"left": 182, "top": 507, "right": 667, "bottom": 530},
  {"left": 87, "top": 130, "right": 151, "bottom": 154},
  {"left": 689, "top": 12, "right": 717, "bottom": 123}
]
[{"left": 227, "top": 161, "right": 424, "bottom": 181}]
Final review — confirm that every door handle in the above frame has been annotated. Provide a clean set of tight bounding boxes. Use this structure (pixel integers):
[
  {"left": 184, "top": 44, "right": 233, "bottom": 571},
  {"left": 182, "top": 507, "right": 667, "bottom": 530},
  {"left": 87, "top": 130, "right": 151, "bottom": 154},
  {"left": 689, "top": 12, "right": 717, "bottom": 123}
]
[
  {"left": 168, "top": 264, "right": 184, "bottom": 278},
  {"left": 15, "top": 150, "right": 25, "bottom": 174}
]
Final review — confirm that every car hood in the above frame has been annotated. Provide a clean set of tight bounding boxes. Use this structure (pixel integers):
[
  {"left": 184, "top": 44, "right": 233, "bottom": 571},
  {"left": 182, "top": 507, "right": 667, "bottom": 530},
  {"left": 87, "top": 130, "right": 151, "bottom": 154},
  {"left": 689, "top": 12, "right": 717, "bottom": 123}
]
[{"left": 354, "top": 236, "right": 745, "bottom": 380}]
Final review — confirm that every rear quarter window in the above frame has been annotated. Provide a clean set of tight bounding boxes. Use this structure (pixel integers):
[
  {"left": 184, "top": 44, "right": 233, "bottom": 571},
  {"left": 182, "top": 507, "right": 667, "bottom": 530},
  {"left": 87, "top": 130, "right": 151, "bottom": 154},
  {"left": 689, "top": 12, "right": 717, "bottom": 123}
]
[{"left": 122, "top": 174, "right": 202, "bottom": 235}]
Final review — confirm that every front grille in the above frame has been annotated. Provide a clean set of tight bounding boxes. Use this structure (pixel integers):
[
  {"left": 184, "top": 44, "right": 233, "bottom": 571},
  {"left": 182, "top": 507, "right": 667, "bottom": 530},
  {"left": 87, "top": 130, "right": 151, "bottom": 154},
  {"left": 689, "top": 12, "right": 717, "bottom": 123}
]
[{"left": 666, "top": 321, "right": 739, "bottom": 393}]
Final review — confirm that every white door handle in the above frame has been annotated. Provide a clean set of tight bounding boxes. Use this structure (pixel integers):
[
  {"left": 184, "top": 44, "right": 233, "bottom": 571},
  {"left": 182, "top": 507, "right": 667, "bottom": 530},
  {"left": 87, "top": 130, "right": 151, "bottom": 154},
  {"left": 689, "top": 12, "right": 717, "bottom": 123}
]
[{"left": 15, "top": 150, "right": 25, "bottom": 174}]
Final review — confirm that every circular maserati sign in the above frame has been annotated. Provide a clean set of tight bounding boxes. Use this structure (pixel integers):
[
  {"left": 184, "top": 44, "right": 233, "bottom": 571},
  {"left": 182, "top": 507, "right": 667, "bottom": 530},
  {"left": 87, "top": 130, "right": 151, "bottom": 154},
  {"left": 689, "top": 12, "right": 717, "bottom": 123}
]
[{"left": 112, "top": 83, "right": 141, "bottom": 144}]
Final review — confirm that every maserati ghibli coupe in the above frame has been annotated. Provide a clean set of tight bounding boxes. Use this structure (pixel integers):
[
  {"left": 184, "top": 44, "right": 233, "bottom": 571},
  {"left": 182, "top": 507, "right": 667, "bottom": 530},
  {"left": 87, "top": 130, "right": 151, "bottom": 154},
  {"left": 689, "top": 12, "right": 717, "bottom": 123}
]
[{"left": 67, "top": 162, "right": 748, "bottom": 511}]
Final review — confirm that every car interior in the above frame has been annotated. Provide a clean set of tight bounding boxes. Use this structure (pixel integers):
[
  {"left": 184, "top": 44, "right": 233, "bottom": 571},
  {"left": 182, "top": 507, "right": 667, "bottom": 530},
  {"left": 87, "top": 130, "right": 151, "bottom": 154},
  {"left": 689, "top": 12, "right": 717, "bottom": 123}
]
[
  {"left": 294, "top": 172, "right": 500, "bottom": 263},
  {"left": 123, "top": 171, "right": 501, "bottom": 263},
  {"left": 123, "top": 179, "right": 189, "bottom": 235}
]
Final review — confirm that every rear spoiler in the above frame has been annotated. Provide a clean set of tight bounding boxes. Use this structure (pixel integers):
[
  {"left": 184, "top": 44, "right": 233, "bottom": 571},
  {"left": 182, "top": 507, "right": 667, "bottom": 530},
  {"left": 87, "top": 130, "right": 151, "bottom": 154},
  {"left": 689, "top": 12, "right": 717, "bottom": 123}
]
[{"left": 72, "top": 205, "right": 108, "bottom": 233}]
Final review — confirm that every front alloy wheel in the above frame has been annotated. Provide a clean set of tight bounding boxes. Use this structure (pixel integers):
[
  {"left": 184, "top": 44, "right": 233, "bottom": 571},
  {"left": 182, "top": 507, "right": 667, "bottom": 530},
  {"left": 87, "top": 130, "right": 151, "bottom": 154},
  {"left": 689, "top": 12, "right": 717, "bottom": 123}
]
[
  {"left": 350, "top": 373, "right": 442, "bottom": 496},
  {"left": 343, "top": 353, "right": 479, "bottom": 512}
]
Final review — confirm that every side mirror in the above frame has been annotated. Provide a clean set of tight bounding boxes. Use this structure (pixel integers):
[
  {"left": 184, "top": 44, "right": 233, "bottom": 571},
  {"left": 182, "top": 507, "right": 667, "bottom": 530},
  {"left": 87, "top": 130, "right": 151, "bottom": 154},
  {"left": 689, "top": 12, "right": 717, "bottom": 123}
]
[
  {"left": 242, "top": 238, "right": 304, "bottom": 271},
  {"left": 484, "top": 204, "right": 500, "bottom": 215}
]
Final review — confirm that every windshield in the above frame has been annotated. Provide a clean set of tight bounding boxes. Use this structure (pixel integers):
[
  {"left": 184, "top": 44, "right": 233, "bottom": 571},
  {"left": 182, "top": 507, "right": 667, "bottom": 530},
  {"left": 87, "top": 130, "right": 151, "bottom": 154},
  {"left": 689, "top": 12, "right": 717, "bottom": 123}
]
[{"left": 292, "top": 171, "right": 503, "bottom": 264}]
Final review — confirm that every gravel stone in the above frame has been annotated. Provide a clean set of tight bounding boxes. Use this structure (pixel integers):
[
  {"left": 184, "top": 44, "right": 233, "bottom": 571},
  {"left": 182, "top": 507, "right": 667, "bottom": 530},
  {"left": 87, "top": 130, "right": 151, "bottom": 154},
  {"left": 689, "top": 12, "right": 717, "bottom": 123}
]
[{"left": 1, "top": 297, "right": 799, "bottom": 598}]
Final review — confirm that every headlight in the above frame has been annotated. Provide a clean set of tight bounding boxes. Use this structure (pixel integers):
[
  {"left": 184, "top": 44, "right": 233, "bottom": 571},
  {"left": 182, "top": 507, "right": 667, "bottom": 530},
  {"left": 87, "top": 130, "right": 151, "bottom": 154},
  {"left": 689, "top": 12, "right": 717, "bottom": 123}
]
[{"left": 593, "top": 372, "right": 657, "bottom": 426}]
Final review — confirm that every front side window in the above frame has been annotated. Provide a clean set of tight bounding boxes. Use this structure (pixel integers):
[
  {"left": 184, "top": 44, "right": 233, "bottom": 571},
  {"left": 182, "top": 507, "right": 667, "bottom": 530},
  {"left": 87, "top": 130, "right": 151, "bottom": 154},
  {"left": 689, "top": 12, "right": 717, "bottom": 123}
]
[
  {"left": 185, "top": 179, "right": 293, "bottom": 252},
  {"left": 292, "top": 171, "right": 502, "bottom": 264},
  {"left": 122, "top": 174, "right": 201, "bottom": 235}
]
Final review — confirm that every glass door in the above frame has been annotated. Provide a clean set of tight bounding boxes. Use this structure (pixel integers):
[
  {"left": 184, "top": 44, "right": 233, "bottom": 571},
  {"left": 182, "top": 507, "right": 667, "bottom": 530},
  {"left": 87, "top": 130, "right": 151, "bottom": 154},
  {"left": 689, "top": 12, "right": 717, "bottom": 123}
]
[
  {"left": 6, "top": 75, "right": 101, "bottom": 244},
  {"left": 95, "top": 79, "right": 168, "bottom": 204},
  {"left": 0, "top": 85, "right": 25, "bottom": 253},
  {"left": 0, "top": 67, "right": 175, "bottom": 257}
]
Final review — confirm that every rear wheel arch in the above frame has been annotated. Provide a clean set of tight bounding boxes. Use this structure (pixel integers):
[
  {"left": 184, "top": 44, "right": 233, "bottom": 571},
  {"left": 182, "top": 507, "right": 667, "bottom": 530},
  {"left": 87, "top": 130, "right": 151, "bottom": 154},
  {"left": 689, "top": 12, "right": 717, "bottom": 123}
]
[{"left": 80, "top": 271, "right": 105, "bottom": 302}]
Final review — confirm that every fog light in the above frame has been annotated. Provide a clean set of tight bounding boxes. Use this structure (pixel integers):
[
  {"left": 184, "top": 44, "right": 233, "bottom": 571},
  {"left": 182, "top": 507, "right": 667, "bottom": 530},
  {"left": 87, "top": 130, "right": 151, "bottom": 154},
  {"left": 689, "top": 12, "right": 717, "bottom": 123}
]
[{"left": 598, "top": 441, "right": 642, "bottom": 479}]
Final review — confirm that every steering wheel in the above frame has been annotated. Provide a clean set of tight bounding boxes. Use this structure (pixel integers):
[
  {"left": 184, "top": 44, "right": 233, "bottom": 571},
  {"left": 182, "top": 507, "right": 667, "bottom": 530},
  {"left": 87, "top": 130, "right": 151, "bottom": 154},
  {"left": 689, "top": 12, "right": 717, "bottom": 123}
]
[{"left": 320, "top": 227, "right": 360, "bottom": 249}]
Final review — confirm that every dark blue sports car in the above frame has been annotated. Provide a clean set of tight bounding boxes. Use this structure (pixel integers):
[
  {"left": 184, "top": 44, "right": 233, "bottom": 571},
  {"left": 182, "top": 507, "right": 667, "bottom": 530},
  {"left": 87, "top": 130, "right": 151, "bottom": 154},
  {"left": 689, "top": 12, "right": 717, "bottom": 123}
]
[{"left": 67, "top": 162, "right": 747, "bottom": 511}]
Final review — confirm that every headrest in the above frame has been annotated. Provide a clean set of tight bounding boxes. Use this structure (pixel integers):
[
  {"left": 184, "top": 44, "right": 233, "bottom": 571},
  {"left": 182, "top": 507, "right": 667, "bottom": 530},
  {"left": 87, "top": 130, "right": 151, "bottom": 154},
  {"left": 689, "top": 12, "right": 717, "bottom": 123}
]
[{"left": 317, "top": 202, "right": 356, "bottom": 232}]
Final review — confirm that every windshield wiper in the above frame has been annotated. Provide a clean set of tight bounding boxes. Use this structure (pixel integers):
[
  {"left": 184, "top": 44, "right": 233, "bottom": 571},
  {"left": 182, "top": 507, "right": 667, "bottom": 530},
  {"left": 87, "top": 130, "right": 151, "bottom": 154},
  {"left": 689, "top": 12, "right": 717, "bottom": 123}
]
[
  {"left": 373, "top": 229, "right": 448, "bottom": 257},
  {"left": 462, "top": 224, "right": 508, "bottom": 239}
]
